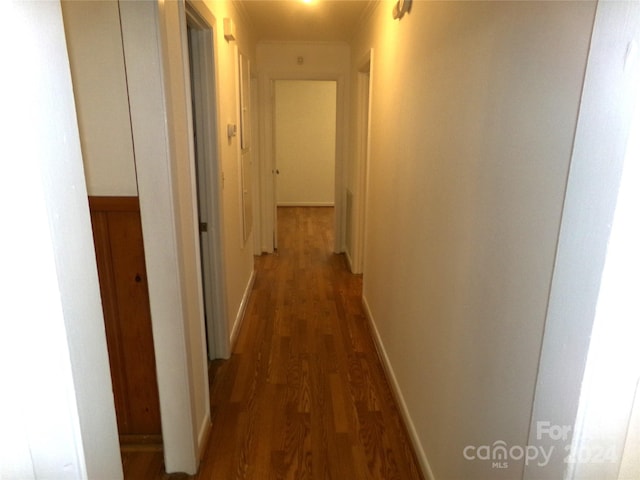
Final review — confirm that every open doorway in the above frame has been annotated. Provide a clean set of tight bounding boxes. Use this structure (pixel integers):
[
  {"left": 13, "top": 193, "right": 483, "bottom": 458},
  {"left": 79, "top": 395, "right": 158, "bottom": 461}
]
[
  {"left": 272, "top": 80, "right": 338, "bottom": 250},
  {"left": 184, "top": 3, "right": 229, "bottom": 360}
]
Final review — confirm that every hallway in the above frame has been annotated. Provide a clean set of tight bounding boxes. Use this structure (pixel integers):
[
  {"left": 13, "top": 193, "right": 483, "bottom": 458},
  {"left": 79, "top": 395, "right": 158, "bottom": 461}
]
[{"left": 123, "top": 207, "right": 423, "bottom": 479}]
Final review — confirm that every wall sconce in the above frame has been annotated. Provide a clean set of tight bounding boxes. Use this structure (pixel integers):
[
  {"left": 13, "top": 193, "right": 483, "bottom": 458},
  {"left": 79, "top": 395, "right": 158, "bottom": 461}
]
[
  {"left": 223, "top": 18, "right": 236, "bottom": 41},
  {"left": 392, "top": 0, "right": 412, "bottom": 19}
]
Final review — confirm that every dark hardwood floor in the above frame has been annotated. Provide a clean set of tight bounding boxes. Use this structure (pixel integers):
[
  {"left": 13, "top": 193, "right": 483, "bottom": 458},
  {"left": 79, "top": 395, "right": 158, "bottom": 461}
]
[{"left": 123, "top": 207, "right": 424, "bottom": 480}]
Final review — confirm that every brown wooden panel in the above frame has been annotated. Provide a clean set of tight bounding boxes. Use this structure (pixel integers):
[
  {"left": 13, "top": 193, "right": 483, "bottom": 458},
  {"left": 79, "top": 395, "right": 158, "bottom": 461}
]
[
  {"left": 90, "top": 209, "right": 131, "bottom": 432},
  {"left": 89, "top": 196, "right": 140, "bottom": 212},
  {"left": 107, "top": 210, "right": 161, "bottom": 435},
  {"left": 89, "top": 196, "right": 161, "bottom": 436}
]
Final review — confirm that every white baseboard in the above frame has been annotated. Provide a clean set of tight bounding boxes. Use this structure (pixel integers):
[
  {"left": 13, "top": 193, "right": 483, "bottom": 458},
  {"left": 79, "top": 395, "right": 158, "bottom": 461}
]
[
  {"left": 361, "top": 294, "right": 436, "bottom": 480},
  {"left": 345, "top": 249, "right": 355, "bottom": 273},
  {"left": 344, "top": 249, "right": 364, "bottom": 275},
  {"left": 197, "top": 414, "right": 212, "bottom": 461},
  {"left": 229, "top": 269, "right": 256, "bottom": 349}
]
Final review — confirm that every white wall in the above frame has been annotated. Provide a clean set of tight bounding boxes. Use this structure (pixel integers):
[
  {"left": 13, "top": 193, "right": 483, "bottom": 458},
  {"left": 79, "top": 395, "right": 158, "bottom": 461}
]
[
  {"left": 0, "top": 1, "right": 122, "bottom": 478},
  {"left": 256, "top": 42, "right": 350, "bottom": 252},
  {"left": 62, "top": 0, "right": 138, "bottom": 197},
  {"left": 275, "top": 80, "right": 336, "bottom": 206},
  {"left": 349, "top": 1, "right": 596, "bottom": 478}
]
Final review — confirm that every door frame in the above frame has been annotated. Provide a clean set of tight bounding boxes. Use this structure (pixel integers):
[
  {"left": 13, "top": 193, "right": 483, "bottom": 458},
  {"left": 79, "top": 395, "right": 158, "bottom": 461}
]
[
  {"left": 272, "top": 79, "right": 338, "bottom": 239},
  {"left": 250, "top": 75, "right": 262, "bottom": 255},
  {"left": 261, "top": 73, "right": 347, "bottom": 254},
  {"left": 350, "top": 50, "right": 374, "bottom": 274},
  {"left": 183, "top": 1, "right": 229, "bottom": 359},
  {"left": 524, "top": 2, "right": 640, "bottom": 478}
]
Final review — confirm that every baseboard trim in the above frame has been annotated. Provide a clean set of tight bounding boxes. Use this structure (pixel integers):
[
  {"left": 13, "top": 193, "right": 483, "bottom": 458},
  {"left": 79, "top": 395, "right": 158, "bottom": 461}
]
[
  {"left": 361, "top": 293, "right": 436, "bottom": 480},
  {"left": 345, "top": 249, "right": 354, "bottom": 273},
  {"left": 197, "top": 415, "right": 212, "bottom": 462},
  {"left": 230, "top": 269, "right": 256, "bottom": 349}
]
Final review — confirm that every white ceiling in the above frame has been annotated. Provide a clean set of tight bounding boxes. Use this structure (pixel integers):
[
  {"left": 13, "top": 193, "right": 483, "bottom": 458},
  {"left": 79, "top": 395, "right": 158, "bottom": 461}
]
[{"left": 233, "top": 0, "right": 377, "bottom": 43}]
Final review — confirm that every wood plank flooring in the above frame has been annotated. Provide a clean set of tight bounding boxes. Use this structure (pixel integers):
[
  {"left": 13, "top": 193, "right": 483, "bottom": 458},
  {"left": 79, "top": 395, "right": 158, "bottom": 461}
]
[{"left": 123, "top": 207, "right": 424, "bottom": 480}]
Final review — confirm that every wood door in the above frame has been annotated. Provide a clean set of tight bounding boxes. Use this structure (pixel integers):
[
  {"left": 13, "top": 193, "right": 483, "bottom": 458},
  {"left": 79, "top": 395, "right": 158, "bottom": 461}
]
[{"left": 89, "top": 197, "right": 162, "bottom": 437}]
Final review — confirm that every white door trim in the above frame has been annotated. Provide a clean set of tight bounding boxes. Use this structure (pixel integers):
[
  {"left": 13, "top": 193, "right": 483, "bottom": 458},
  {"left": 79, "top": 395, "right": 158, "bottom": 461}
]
[
  {"left": 120, "top": 1, "right": 199, "bottom": 472},
  {"left": 184, "top": 0, "right": 230, "bottom": 360},
  {"left": 524, "top": 3, "right": 640, "bottom": 478},
  {"left": 351, "top": 49, "right": 374, "bottom": 274}
]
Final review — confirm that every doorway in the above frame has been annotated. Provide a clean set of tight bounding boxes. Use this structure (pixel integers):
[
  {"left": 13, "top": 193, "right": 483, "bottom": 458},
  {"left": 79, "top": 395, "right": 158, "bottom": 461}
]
[
  {"left": 272, "top": 80, "right": 338, "bottom": 249},
  {"left": 184, "top": 3, "right": 229, "bottom": 360}
]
